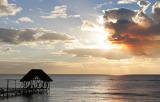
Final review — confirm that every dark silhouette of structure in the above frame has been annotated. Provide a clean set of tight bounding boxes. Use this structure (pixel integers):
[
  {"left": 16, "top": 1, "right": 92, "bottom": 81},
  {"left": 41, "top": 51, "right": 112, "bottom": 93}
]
[
  {"left": 0, "top": 69, "right": 53, "bottom": 98},
  {"left": 20, "top": 69, "right": 52, "bottom": 89}
]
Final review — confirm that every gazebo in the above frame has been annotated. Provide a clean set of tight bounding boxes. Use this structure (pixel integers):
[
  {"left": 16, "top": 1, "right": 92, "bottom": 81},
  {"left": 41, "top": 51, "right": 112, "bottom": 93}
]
[{"left": 20, "top": 69, "right": 53, "bottom": 90}]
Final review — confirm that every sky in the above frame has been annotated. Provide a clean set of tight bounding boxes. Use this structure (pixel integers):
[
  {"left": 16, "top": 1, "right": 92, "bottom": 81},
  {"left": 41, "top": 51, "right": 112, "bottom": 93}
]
[{"left": 0, "top": 0, "right": 160, "bottom": 74}]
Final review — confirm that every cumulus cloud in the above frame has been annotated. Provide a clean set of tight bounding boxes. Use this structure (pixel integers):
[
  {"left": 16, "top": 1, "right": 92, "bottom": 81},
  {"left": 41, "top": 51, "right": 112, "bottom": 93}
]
[
  {"left": 40, "top": 5, "right": 80, "bottom": 19},
  {"left": 103, "top": 0, "right": 160, "bottom": 56},
  {"left": 117, "top": 0, "right": 139, "bottom": 4},
  {"left": 0, "top": 0, "right": 22, "bottom": 17},
  {"left": 16, "top": 17, "right": 34, "bottom": 23},
  {"left": 0, "top": 28, "right": 74, "bottom": 44},
  {"left": 64, "top": 48, "right": 131, "bottom": 60}
]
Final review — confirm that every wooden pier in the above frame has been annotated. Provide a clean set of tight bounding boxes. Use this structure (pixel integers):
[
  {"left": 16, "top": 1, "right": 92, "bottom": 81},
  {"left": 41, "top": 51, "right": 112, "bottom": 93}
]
[
  {"left": 0, "top": 87, "right": 49, "bottom": 97},
  {"left": 0, "top": 69, "right": 53, "bottom": 98}
]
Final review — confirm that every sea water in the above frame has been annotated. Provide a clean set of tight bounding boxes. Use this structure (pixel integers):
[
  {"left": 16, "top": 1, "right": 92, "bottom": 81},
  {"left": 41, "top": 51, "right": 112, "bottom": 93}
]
[{"left": 0, "top": 75, "right": 160, "bottom": 102}]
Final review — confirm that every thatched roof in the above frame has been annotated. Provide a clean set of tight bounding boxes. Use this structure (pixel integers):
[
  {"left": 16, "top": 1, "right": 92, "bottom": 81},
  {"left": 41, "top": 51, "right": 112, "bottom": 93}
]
[{"left": 20, "top": 69, "right": 53, "bottom": 82}]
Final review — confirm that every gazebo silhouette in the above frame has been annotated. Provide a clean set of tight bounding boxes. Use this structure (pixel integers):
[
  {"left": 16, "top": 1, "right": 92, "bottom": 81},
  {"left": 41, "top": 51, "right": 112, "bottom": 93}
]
[{"left": 20, "top": 69, "right": 53, "bottom": 90}]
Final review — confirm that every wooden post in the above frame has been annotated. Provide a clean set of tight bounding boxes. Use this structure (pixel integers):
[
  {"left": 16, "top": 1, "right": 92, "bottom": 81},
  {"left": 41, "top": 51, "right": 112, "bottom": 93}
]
[
  {"left": 6, "top": 79, "right": 9, "bottom": 98},
  {"left": 15, "top": 80, "right": 16, "bottom": 96},
  {"left": 15, "top": 80, "right": 16, "bottom": 90}
]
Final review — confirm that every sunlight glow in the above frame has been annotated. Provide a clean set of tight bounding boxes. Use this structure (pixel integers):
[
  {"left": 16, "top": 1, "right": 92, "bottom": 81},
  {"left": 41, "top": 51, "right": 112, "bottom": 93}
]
[{"left": 94, "top": 16, "right": 120, "bottom": 49}]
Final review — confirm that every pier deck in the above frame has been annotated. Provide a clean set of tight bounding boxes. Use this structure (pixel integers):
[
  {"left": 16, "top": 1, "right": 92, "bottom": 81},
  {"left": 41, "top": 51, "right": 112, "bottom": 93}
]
[
  {"left": 0, "top": 69, "right": 53, "bottom": 98},
  {"left": 0, "top": 87, "right": 49, "bottom": 98}
]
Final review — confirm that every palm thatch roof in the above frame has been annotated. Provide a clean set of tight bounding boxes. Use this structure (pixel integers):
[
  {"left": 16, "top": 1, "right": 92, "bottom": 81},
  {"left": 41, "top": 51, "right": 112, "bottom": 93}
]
[{"left": 20, "top": 69, "right": 53, "bottom": 82}]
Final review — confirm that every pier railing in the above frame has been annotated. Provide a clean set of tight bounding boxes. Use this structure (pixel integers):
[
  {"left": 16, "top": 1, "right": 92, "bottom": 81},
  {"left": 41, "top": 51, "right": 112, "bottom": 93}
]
[
  {"left": 0, "top": 79, "right": 50, "bottom": 98},
  {"left": 0, "top": 69, "right": 53, "bottom": 98}
]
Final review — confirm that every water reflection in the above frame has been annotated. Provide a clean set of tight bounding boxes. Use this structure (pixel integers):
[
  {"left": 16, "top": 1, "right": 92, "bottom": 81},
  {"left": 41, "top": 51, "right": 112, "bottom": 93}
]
[{"left": 1, "top": 75, "right": 160, "bottom": 102}]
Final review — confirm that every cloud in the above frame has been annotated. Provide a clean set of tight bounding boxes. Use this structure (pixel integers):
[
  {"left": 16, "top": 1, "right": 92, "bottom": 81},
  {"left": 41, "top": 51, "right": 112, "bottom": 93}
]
[
  {"left": 0, "top": 28, "right": 74, "bottom": 44},
  {"left": 0, "top": 0, "right": 22, "bottom": 17},
  {"left": 81, "top": 20, "right": 97, "bottom": 31},
  {"left": 64, "top": 48, "right": 131, "bottom": 60},
  {"left": 103, "top": 0, "right": 160, "bottom": 56},
  {"left": 16, "top": 17, "right": 34, "bottom": 23},
  {"left": 94, "top": 2, "right": 111, "bottom": 10},
  {"left": 0, "top": 46, "right": 17, "bottom": 53},
  {"left": 40, "top": 5, "right": 80, "bottom": 19},
  {"left": 103, "top": 8, "right": 135, "bottom": 22},
  {"left": 152, "top": 1, "right": 160, "bottom": 22},
  {"left": 117, "top": 0, "right": 139, "bottom": 4},
  {"left": 0, "top": 58, "right": 160, "bottom": 74}
]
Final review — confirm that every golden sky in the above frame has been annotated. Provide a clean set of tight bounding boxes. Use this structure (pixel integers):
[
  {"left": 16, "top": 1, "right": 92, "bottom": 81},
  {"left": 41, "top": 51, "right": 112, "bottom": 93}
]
[{"left": 0, "top": 0, "right": 159, "bottom": 74}]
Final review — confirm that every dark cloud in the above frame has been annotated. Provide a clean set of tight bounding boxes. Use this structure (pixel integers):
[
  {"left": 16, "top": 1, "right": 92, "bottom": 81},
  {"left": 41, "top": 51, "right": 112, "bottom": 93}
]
[
  {"left": 103, "top": 0, "right": 160, "bottom": 56},
  {"left": 152, "top": 1, "right": 160, "bottom": 22},
  {"left": 104, "top": 8, "right": 135, "bottom": 22},
  {"left": 64, "top": 48, "right": 131, "bottom": 60},
  {"left": 0, "top": 28, "right": 74, "bottom": 44}
]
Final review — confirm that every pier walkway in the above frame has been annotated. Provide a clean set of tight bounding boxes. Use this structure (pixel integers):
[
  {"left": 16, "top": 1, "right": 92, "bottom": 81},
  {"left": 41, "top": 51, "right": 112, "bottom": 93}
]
[{"left": 0, "top": 69, "right": 53, "bottom": 98}]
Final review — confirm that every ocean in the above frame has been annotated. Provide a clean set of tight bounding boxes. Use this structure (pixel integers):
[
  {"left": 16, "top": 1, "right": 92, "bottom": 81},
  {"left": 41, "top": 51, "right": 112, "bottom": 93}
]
[{"left": 0, "top": 75, "right": 160, "bottom": 102}]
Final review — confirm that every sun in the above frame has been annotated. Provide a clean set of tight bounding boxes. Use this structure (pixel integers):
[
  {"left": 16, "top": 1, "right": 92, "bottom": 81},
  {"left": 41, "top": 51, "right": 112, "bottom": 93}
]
[
  {"left": 92, "top": 16, "right": 121, "bottom": 49},
  {"left": 82, "top": 16, "right": 120, "bottom": 49},
  {"left": 94, "top": 24, "right": 119, "bottom": 49}
]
